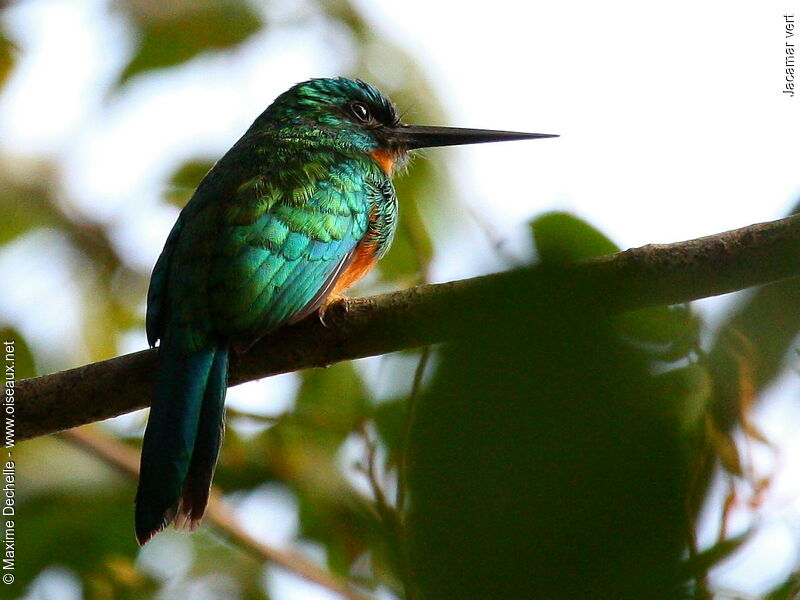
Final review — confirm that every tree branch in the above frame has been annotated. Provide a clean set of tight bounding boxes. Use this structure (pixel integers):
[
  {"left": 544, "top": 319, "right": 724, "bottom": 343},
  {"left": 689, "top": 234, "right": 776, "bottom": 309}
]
[{"left": 17, "top": 214, "right": 800, "bottom": 442}]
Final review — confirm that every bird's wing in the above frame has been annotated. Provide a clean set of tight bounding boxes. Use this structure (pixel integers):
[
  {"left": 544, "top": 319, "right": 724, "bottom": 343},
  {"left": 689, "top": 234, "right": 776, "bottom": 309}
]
[
  {"left": 146, "top": 213, "right": 186, "bottom": 347},
  {"left": 204, "top": 160, "right": 375, "bottom": 347}
]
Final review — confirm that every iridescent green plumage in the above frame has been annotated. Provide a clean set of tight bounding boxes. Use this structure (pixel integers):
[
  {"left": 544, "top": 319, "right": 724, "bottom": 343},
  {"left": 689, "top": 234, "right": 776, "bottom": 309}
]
[
  {"left": 137, "top": 78, "right": 400, "bottom": 544},
  {"left": 147, "top": 80, "right": 399, "bottom": 354},
  {"left": 136, "top": 77, "right": 556, "bottom": 544}
]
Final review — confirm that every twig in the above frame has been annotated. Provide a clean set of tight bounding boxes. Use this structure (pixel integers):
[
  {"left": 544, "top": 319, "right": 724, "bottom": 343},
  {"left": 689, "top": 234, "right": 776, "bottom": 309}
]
[
  {"left": 355, "top": 422, "right": 414, "bottom": 599},
  {"left": 463, "top": 200, "right": 525, "bottom": 267},
  {"left": 357, "top": 423, "right": 395, "bottom": 520},
  {"left": 397, "top": 346, "right": 431, "bottom": 512},
  {"left": 224, "top": 406, "right": 284, "bottom": 424},
  {"left": 18, "top": 214, "right": 800, "bottom": 441},
  {"left": 58, "top": 427, "right": 374, "bottom": 600}
]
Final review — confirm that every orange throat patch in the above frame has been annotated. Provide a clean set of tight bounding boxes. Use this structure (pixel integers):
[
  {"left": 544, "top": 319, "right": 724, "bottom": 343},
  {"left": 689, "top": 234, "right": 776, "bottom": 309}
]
[{"left": 370, "top": 148, "right": 397, "bottom": 176}]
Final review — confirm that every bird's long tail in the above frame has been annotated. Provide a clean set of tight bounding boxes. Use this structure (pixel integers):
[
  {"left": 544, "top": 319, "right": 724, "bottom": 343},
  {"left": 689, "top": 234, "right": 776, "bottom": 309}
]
[{"left": 135, "top": 342, "right": 229, "bottom": 545}]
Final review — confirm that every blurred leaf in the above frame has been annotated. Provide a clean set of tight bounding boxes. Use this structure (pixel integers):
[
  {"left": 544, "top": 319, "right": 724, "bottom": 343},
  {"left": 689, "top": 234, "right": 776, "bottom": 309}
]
[
  {"left": 221, "top": 365, "right": 376, "bottom": 577},
  {"left": 216, "top": 365, "right": 370, "bottom": 492},
  {"left": 407, "top": 267, "right": 690, "bottom": 600},
  {"left": 187, "top": 529, "right": 269, "bottom": 600},
  {"left": 765, "top": 571, "right": 800, "bottom": 600},
  {"left": 0, "top": 156, "right": 142, "bottom": 363},
  {"left": 615, "top": 304, "right": 701, "bottom": 361},
  {"left": 212, "top": 424, "right": 277, "bottom": 492},
  {"left": 705, "top": 416, "right": 743, "bottom": 476},
  {"left": 18, "top": 435, "right": 270, "bottom": 598},
  {"left": 532, "top": 212, "right": 703, "bottom": 362},
  {"left": 652, "top": 364, "right": 712, "bottom": 437},
  {"left": 295, "top": 486, "right": 379, "bottom": 577},
  {"left": 18, "top": 488, "right": 157, "bottom": 596},
  {"left": 679, "top": 531, "right": 751, "bottom": 582},
  {"left": 0, "top": 160, "right": 57, "bottom": 246},
  {"left": 706, "top": 328, "right": 768, "bottom": 480},
  {"left": 709, "top": 280, "right": 800, "bottom": 426},
  {"left": 117, "top": 0, "right": 263, "bottom": 84},
  {"left": 166, "top": 158, "right": 214, "bottom": 208},
  {"left": 295, "top": 363, "right": 370, "bottom": 437},
  {"left": 372, "top": 397, "right": 406, "bottom": 464},
  {"left": 0, "top": 327, "right": 36, "bottom": 378},
  {"left": 687, "top": 327, "right": 769, "bottom": 523},
  {"left": 0, "top": 28, "right": 15, "bottom": 91},
  {"left": 256, "top": 364, "right": 405, "bottom": 584},
  {"left": 532, "top": 211, "right": 619, "bottom": 263},
  {"left": 682, "top": 202, "right": 800, "bottom": 526},
  {"left": 707, "top": 200, "right": 800, "bottom": 429}
]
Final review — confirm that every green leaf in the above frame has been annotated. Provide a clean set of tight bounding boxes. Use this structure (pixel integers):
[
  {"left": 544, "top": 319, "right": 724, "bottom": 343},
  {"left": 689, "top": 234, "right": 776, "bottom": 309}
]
[
  {"left": 678, "top": 531, "right": 751, "bottom": 581},
  {"left": 0, "top": 28, "right": 16, "bottom": 91},
  {"left": 0, "top": 172, "right": 56, "bottom": 246},
  {"left": 17, "top": 486, "right": 156, "bottom": 592},
  {"left": 212, "top": 424, "right": 277, "bottom": 491},
  {"left": 372, "top": 397, "right": 407, "bottom": 464},
  {"left": 406, "top": 267, "right": 691, "bottom": 599},
  {"left": 651, "top": 364, "right": 712, "bottom": 435},
  {"left": 117, "top": 0, "right": 263, "bottom": 84},
  {"left": 530, "top": 213, "right": 702, "bottom": 362},
  {"left": 295, "top": 362, "right": 370, "bottom": 436},
  {"left": 764, "top": 571, "right": 800, "bottom": 600},
  {"left": 0, "top": 327, "right": 37, "bottom": 378},
  {"left": 531, "top": 211, "right": 620, "bottom": 264},
  {"left": 165, "top": 158, "right": 214, "bottom": 207},
  {"left": 615, "top": 304, "right": 701, "bottom": 361},
  {"left": 704, "top": 201, "right": 800, "bottom": 438},
  {"left": 188, "top": 528, "right": 268, "bottom": 600},
  {"left": 295, "top": 485, "right": 376, "bottom": 576}
]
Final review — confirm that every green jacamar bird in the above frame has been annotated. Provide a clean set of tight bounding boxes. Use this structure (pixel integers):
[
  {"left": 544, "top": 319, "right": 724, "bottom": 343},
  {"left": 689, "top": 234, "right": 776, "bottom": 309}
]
[{"left": 136, "top": 77, "right": 557, "bottom": 544}]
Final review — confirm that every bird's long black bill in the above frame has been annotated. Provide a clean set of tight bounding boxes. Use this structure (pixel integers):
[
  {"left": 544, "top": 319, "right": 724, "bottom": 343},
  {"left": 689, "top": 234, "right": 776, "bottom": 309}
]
[{"left": 396, "top": 125, "right": 558, "bottom": 149}]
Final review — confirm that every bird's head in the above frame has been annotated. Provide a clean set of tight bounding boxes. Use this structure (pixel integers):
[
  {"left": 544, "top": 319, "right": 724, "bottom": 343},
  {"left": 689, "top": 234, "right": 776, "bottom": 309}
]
[{"left": 255, "top": 77, "right": 557, "bottom": 175}]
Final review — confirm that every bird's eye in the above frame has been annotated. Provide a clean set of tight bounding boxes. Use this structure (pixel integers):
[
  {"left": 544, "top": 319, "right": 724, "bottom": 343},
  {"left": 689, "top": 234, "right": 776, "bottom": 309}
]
[{"left": 349, "top": 101, "right": 371, "bottom": 122}]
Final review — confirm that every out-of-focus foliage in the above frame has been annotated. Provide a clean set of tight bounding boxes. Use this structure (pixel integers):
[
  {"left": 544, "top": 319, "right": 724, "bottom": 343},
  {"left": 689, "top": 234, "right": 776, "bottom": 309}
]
[
  {"left": 531, "top": 210, "right": 619, "bottom": 262},
  {"left": 402, "top": 214, "right": 786, "bottom": 599},
  {"left": 3, "top": 1, "right": 445, "bottom": 598},
  {"left": 0, "top": 160, "right": 58, "bottom": 247},
  {"left": 21, "top": 488, "right": 159, "bottom": 596},
  {"left": 3, "top": 2, "right": 800, "bottom": 600},
  {"left": 406, "top": 265, "right": 692, "bottom": 599},
  {"left": 116, "top": 0, "right": 263, "bottom": 84},
  {"left": 706, "top": 200, "right": 800, "bottom": 434},
  {"left": 165, "top": 158, "right": 215, "bottom": 208},
  {"left": 533, "top": 212, "right": 702, "bottom": 356},
  {"left": 766, "top": 573, "right": 800, "bottom": 600},
  {"left": 0, "top": 327, "right": 35, "bottom": 379},
  {"left": 0, "top": 27, "right": 14, "bottom": 89}
]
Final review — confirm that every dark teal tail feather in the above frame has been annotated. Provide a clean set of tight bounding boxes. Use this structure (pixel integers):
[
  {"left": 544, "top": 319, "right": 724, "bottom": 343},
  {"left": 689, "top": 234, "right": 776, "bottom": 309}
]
[
  {"left": 135, "top": 344, "right": 229, "bottom": 545},
  {"left": 177, "top": 347, "right": 229, "bottom": 529}
]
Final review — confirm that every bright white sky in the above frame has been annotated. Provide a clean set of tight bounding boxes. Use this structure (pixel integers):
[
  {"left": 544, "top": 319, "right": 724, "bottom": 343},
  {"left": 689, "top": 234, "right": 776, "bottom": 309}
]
[{"left": 2, "top": 0, "right": 800, "bottom": 598}]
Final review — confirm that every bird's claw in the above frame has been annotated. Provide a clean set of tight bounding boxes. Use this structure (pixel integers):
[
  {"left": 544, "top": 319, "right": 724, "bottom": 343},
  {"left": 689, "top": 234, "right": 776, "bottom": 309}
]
[{"left": 319, "top": 295, "right": 348, "bottom": 327}]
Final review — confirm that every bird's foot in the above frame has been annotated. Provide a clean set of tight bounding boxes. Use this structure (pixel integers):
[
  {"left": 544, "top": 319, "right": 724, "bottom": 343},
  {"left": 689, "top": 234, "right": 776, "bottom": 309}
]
[{"left": 318, "top": 294, "right": 348, "bottom": 327}]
